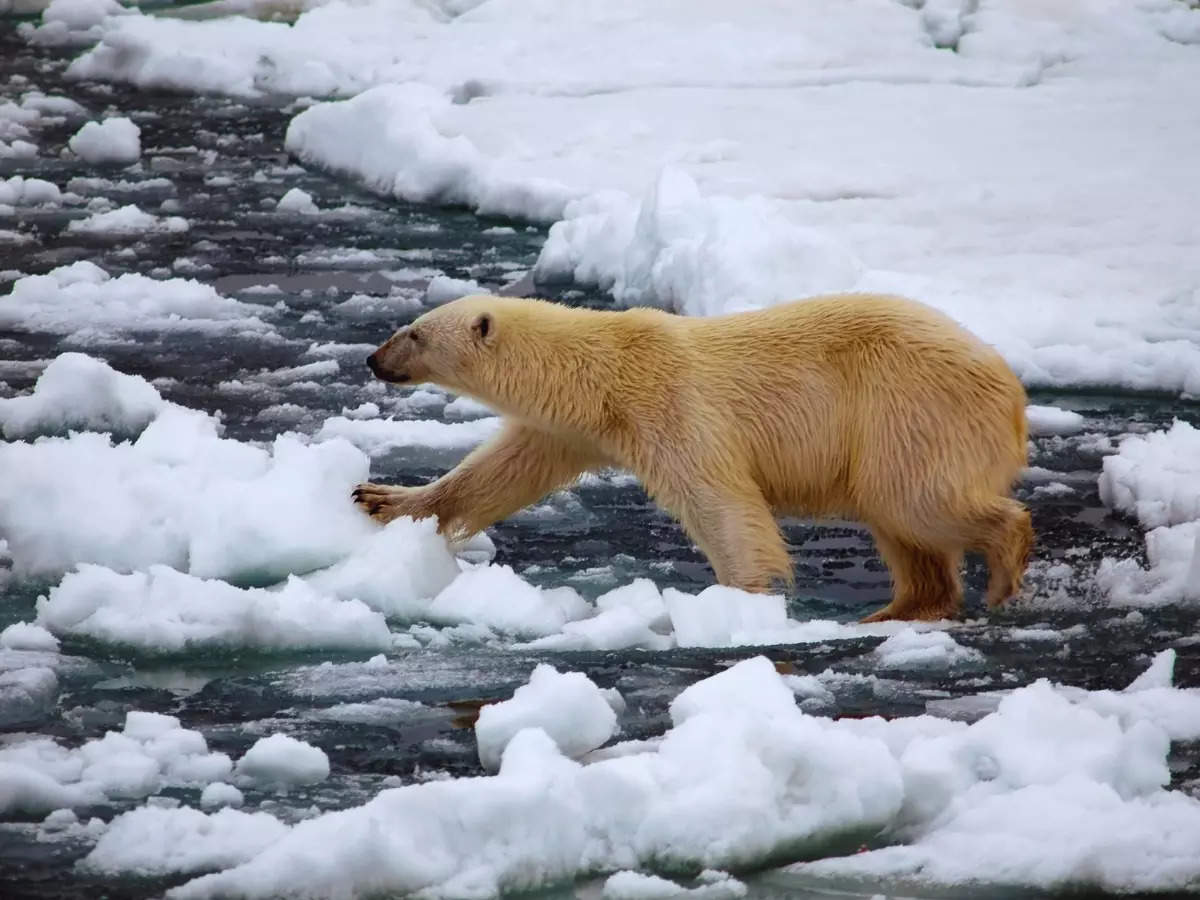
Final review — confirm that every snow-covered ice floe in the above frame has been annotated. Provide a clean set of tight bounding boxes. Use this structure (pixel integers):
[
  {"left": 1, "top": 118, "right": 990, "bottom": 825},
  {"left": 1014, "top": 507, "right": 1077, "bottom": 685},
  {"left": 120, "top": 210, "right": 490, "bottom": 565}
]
[
  {"left": 1098, "top": 420, "right": 1200, "bottom": 605},
  {"left": 0, "top": 710, "right": 233, "bottom": 817},
  {"left": 47, "top": 0, "right": 1200, "bottom": 394},
  {"left": 0, "top": 368, "right": 373, "bottom": 581},
  {"left": 0, "top": 262, "right": 274, "bottom": 340},
  {"left": 71, "top": 652, "right": 1200, "bottom": 897}
]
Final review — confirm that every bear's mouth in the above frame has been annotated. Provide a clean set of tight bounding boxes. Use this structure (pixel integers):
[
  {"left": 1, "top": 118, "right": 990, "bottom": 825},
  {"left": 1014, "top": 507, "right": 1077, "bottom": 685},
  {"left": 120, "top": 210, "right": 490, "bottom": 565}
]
[{"left": 366, "top": 353, "right": 410, "bottom": 384}]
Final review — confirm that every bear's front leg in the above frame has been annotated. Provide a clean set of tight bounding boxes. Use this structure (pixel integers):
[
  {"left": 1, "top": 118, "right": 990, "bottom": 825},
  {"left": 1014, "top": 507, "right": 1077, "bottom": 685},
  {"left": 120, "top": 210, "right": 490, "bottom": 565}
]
[
  {"left": 664, "top": 475, "right": 794, "bottom": 594},
  {"left": 351, "top": 482, "right": 432, "bottom": 525},
  {"left": 353, "top": 422, "right": 606, "bottom": 537}
]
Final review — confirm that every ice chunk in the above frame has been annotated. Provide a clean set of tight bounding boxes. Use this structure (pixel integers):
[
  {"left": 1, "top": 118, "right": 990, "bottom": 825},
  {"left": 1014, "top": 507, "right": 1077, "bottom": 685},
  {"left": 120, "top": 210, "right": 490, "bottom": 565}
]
[
  {"left": 1025, "top": 404, "right": 1085, "bottom": 436},
  {"left": 0, "top": 262, "right": 274, "bottom": 338},
  {"left": 276, "top": 187, "right": 318, "bottom": 214},
  {"left": 38, "top": 564, "right": 392, "bottom": 654},
  {"left": 83, "top": 805, "right": 289, "bottom": 875},
  {"left": 0, "top": 175, "right": 61, "bottom": 207},
  {"left": 425, "top": 274, "right": 480, "bottom": 305},
  {"left": 1100, "top": 420, "right": 1200, "bottom": 529},
  {"left": 234, "top": 734, "right": 329, "bottom": 789},
  {"left": 0, "top": 666, "right": 58, "bottom": 728},
  {"left": 285, "top": 83, "right": 573, "bottom": 221},
  {"left": 315, "top": 414, "right": 501, "bottom": 456},
  {"left": 68, "top": 116, "right": 140, "bottom": 164},
  {"left": 67, "top": 203, "right": 188, "bottom": 235},
  {"left": 303, "top": 516, "right": 461, "bottom": 619},
  {"left": 873, "top": 628, "right": 983, "bottom": 669},
  {"left": 0, "top": 711, "right": 231, "bottom": 816},
  {"left": 0, "top": 406, "right": 372, "bottom": 580},
  {"left": 475, "top": 664, "right": 619, "bottom": 770},
  {"left": 0, "top": 621, "right": 59, "bottom": 652},
  {"left": 199, "top": 782, "right": 244, "bottom": 810},
  {"left": 1097, "top": 421, "right": 1200, "bottom": 605},
  {"left": 427, "top": 564, "right": 592, "bottom": 638},
  {"left": 0, "top": 352, "right": 165, "bottom": 440},
  {"left": 664, "top": 585, "right": 789, "bottom": 648},
  {"left": 167, "top": 657, "right": 904, "bottom": 899},
  {"left": 538, "top": 168, "right": 862, "bottom": 317}
]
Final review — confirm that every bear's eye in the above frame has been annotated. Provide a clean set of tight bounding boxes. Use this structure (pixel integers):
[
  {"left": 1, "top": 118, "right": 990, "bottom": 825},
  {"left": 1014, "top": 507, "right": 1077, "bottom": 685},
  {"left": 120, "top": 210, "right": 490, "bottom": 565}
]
[{"left": 409, "top": 329, "right": 420, "bottom": 343}]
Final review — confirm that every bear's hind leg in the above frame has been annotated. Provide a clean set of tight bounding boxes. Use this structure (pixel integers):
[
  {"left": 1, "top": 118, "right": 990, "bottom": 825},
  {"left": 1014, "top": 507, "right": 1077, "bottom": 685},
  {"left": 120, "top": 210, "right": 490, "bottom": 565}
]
[
  {"left": 862, "top": 532, "right": 963, "bottom": 623},
  {"left": 964, "top": 496, "right": 1033, "bottom": 608}
]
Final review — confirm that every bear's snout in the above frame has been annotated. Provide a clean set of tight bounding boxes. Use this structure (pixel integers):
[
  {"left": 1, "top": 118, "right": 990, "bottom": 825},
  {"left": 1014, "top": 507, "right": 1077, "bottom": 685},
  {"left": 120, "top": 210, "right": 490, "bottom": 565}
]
[{"left": 366, "top": 347, "right": 410, "bottom": 384}]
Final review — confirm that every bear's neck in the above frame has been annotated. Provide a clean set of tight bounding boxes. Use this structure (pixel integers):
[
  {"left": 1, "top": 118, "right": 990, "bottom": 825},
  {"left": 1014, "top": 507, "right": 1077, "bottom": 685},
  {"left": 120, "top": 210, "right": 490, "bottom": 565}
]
[{"left": 467, "top": 307, "right": 670, "bottom": 443}]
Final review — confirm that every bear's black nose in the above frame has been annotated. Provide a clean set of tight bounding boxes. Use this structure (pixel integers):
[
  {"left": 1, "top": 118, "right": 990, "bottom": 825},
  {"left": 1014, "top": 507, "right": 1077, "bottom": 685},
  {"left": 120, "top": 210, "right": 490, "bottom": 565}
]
[{"left": 366, "top": 352, "right": 382, "bottom": 376}]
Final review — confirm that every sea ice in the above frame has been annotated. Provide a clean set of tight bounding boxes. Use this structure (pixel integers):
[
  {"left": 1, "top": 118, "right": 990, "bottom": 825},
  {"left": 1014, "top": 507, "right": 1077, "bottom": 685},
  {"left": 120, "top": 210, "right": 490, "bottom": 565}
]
[
  {"left": 0, "top": 352, "right": 165, "bottom": 440},
  {"left": 0, "top": 711, "right": 231, "bottom": 817},
  {"left": 234, "top": 734, "right": 330, "bottom": 789},
  {"left": 475, "top": 664, "right": 619, "bottom": 770},
  {"left": 68, "top": 115, "right": 140, "bottom": 164}
]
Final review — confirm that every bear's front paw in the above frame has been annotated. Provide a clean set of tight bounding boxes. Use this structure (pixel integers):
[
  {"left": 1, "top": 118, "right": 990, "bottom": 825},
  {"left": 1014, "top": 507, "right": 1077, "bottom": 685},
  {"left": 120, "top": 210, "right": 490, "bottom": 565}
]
[{"left": 352, "top": 482, "right": 413, "bottom": 525}]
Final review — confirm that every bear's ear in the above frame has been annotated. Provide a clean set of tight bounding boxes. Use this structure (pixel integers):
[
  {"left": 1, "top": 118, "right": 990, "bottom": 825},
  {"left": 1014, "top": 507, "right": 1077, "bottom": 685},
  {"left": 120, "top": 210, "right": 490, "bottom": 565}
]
[{"left": 471, "top": 312, "right": 494, "bottom": 345}]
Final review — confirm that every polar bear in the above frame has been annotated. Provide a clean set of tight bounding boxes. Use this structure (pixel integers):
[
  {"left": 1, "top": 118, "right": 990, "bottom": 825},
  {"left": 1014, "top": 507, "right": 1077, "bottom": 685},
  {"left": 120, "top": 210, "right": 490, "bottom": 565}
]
[{"left": 354, "top": 293, "right": 1031, "bottom": 622}]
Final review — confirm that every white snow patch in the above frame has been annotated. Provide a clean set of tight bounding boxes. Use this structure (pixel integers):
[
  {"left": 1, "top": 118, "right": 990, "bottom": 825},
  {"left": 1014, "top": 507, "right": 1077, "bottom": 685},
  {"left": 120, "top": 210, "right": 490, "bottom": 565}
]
[
  {"left": 58, "top": 0, "right": 1200, "bottom": 394},
  {"left": 166, "top": 656, "right": 904, "bottom": 899}
]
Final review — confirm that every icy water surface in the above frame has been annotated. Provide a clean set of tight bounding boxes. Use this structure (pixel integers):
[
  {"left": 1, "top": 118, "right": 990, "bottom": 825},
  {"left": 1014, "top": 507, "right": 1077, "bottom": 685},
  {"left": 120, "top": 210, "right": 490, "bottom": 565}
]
[{"left": 1, "top": 19, "right": 1199, "bottom": 900}]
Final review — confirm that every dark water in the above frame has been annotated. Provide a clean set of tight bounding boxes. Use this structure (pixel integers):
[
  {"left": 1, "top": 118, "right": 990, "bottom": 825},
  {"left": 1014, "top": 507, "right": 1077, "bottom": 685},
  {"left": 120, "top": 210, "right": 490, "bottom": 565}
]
[{"left": 1, "top": 20, "right": 1199, "bottom": 900}]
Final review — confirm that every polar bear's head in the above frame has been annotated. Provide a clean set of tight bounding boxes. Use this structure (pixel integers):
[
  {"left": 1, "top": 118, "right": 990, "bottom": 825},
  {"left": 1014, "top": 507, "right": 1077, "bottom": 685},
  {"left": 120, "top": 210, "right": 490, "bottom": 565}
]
[{"left": 367, "top": 293, "right": 526, "bottom": 399}]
